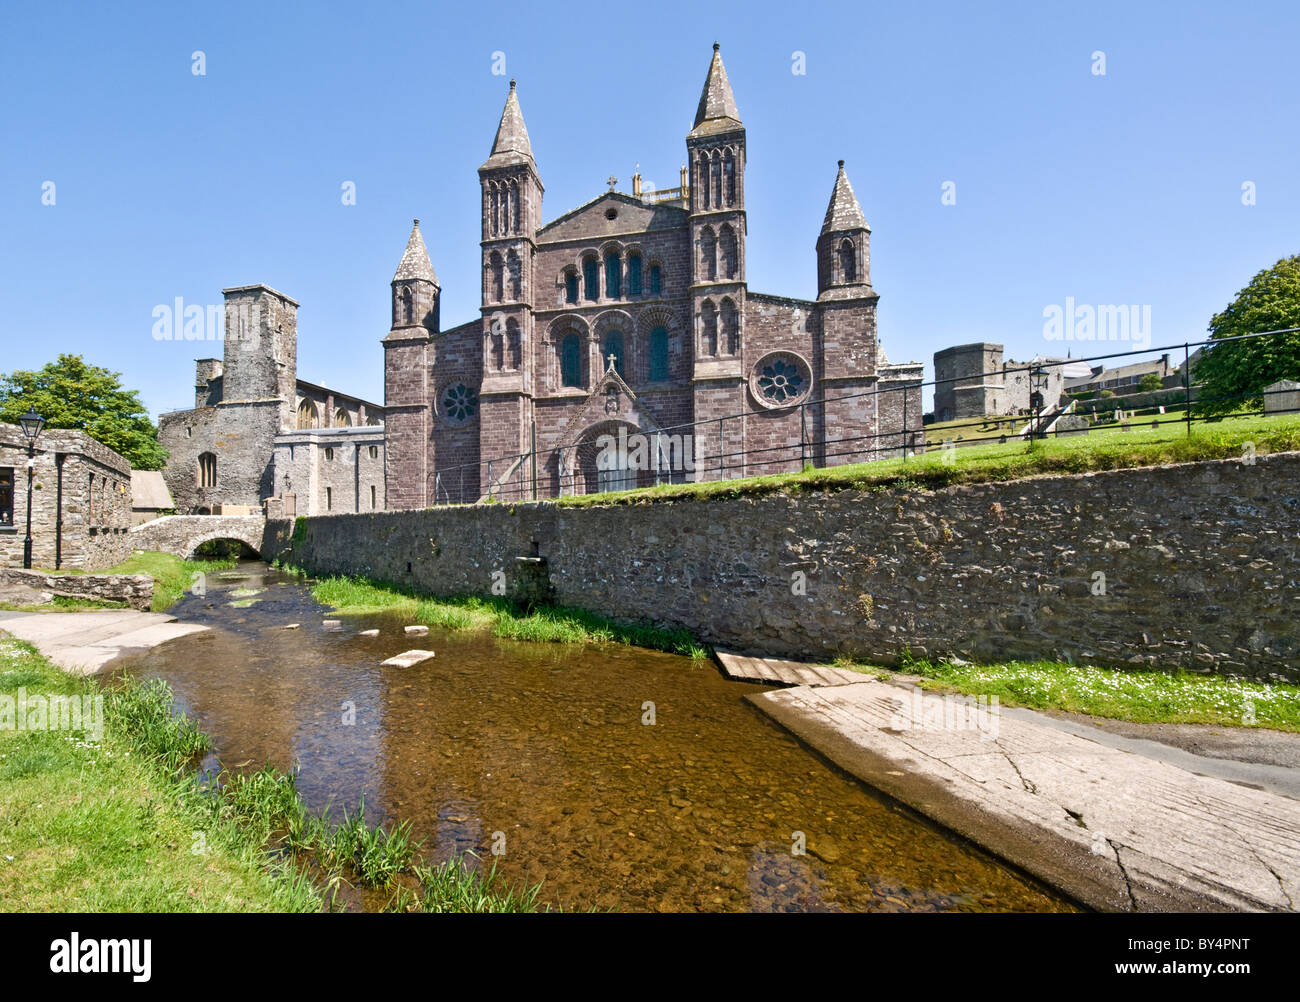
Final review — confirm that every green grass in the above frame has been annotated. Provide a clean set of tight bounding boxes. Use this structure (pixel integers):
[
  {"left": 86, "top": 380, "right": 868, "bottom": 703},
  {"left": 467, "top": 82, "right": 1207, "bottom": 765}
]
[
  {"left": 0, "top": 634, "right": 547, "bottom": 912},
  {"left": 553, "top": 411, "right": 1300, "bottom": 507},
  {"left": 38, "top": 551, "right": 237, "bottom": 612},
  {"left": 310, "top": 574, "right": 710, "bottom": 659},
  {"left": 873, "top": 654, "right": 1300, "bottom": 731}
]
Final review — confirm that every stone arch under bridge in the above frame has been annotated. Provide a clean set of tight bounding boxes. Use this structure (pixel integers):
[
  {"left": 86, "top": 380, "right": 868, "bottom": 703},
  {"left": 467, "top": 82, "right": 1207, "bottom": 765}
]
[{"left": 128, "top": 515, "right": 269, "bottom": 559}]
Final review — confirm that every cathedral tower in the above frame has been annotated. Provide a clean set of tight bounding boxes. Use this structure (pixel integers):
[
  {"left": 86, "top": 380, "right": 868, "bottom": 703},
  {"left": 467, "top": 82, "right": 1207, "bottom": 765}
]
[
  {"left": 382, "top": 220, "right": 437, "bottom": 509},
  {"left": 477, "top": 80, "right": 542, "bottom": 485}
]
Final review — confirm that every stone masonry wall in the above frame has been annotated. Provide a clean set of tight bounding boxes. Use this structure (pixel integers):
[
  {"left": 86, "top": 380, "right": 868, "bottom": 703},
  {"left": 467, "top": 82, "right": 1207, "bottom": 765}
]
[
  {"left": 0, "top": 568, "right": 152, "bottom": 610},
  {"left": 267, "top": 452, "right": 1300, "bottom": 683}
]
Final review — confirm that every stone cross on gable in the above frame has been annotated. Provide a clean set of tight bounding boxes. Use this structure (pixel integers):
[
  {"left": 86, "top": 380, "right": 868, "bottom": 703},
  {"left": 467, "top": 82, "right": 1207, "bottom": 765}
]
[
  {"left": 607, "top": 175, "right": 618, "bottom": 191},
  {"left": 607, "top": 352, "right": 618, "bottom": 371}
]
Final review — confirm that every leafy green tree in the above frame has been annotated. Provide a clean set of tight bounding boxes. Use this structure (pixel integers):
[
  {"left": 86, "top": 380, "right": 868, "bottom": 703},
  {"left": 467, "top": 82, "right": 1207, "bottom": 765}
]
[
  {"left": 1138, "top": 372, "right": 1164, "bottom": 393},
  {"left": 0, "top": 354, "right": 168, "bottom": 469},
  {"left": 1194, "top": 255, "right": 1300, "bottom": 415}
]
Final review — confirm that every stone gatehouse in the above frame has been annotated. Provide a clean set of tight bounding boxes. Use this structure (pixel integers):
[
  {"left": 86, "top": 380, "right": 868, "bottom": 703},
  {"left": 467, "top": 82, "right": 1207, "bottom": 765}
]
[
  {"left": 157, "top": 285, "right": 386, "bottom": 517},
  {"left": 382, "top": 44, "right": 923, "bottom": 507}
]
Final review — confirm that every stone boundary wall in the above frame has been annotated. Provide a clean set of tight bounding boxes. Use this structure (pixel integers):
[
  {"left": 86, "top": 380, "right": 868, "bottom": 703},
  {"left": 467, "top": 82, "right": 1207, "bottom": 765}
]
[
  {"left": 0, "top": 569, "right": 153, "bottom": 611},
  {"left": 264, "top": 452, "right": 1300, "bottom": 682}
]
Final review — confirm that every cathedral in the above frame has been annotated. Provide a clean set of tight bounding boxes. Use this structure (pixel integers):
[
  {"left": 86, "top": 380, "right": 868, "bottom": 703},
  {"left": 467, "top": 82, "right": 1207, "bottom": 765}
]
[{"left": 382, "top": 44, "right": 921, "bottom": 507}]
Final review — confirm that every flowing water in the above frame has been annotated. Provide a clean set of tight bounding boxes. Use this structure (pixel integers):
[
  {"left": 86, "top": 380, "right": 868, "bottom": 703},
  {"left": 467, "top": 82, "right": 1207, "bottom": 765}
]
[{"left": 113, "top": 560, "right": 1076, "bottom": 913}]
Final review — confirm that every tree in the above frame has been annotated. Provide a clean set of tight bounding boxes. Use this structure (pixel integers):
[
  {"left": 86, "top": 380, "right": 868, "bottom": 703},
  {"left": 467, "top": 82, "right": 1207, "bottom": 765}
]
[
  {"left": 1138, "top": 372, "right": 1164, "bottom": 393},
  {"left": 0, "top": 354, "right": 168, "bottom": 469},
  {"left": 1194, "top": 255, "right": 1300, "bottom": 415}
]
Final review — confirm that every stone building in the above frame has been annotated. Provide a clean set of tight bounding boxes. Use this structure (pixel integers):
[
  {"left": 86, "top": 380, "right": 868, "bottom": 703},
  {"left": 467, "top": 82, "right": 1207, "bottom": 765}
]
[
  {"left": 932, "top": 343, "right": 1071, "bottom": 423},
  {"left": 158, "top": 285, "right": 385, "bottom": 517},
  {"left": 382, "top": 44, "right": 922, "bottom": 506},
  {"left": 0, "top": 423, "right": 133, "bottom": 570}
]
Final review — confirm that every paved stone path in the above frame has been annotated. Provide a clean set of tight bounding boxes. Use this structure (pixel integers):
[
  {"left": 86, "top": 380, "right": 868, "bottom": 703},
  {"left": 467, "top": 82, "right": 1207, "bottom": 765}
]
[
  {"left": 0, "top": 610, "right": 207, "bottom": 675},
  {"left": 749, "top": 678, "right": 1300, "bottom": 913}
]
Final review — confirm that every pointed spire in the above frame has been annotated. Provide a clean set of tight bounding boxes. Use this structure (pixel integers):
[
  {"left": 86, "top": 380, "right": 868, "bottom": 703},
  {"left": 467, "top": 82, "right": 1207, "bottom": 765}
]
[
  {"left": 689, "top": 42, "right": 743, "bottom": 138},
  {"left": 482, "top": 79, "right": 535, "bottom": 169},
  {"left": 393, "top": 219, "right": 437, "bottom": 284},
  {"left": 822, "top": 160, "right": 869, "bottom": 234}
]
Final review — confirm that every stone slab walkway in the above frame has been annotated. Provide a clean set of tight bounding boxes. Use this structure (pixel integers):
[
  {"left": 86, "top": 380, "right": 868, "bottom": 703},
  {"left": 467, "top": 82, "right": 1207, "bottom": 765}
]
[
  {"left": 749, "top": 679, "right": 1300, "bottom": 913},
  {"left": 0, "top": 610, "right": 207, "bottom": 675}
]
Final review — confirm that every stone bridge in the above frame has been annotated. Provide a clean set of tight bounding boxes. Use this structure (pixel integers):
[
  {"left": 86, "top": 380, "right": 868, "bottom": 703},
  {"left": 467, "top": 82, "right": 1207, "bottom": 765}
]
[{"left": 128, "top": 515, "right": 270, "bottom": 559}]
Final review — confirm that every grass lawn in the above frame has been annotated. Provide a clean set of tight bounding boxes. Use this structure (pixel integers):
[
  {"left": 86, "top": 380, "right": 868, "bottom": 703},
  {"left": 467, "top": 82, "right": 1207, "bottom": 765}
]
[
  {"left": 852, "top": 655, "right": 1300, "bottom": 732},
  {"left": 309, "top": 573, "right": 709, "bottom": 659},
  {"left": 553, "top": 411, "right": 1300, "bottom": 507}
]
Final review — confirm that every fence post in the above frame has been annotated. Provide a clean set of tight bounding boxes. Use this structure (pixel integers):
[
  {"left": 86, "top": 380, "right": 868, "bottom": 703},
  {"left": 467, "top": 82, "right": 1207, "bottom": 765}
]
[
  {"left": 1183, "top": 342, "right": 1191, "bottom": 437},
  {"left": 718, "top": 418, "right": 724, "bottom": 480},
  {"left": 487, "top": 460, "right": 493, "bottom": 502},
  {"left": 800, "top": 402, "right": 807, "bottom": 471},
  {"left": 902, "top": 385, "right": 909, "bottom": 462},
  {"left": 530, "top": 421, "right": 538, "bottom": 500},
  {"left": 655, "top": 430, "right": 663, "bottom": 487}
]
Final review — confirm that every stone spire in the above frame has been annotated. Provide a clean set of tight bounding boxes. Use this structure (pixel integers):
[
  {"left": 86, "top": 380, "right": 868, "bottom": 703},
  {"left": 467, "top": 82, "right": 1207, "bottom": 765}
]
[
  {"left": 482, "top": 79, "right": 535, "bottom": 169},
  {"left": 822, "top": 160, "right": 869, "bottom": 234},
  {"left": 689, "top": 43, "right": 743, "bottom": 138},
  {"left": 393, "top": 219, "right": 437, "bottom": 284}
]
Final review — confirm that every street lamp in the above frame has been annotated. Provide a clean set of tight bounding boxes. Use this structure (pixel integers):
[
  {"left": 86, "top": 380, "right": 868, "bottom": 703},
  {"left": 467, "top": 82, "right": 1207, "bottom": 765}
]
[
  {"left": 19, "top": 407, "right": 45, "bottom": 569},
  {"left": 1029, "top": 365, "right": 1049, "bottom": 441}
]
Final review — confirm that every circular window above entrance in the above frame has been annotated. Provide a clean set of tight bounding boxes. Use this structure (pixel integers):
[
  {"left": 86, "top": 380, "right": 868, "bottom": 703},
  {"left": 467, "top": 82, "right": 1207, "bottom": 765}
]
[
  {"left": 750, "top": 351, "right": 812, "bottom": 408},
  {"left": 439, "top": 382, "right": 479, "bottom": 425}
]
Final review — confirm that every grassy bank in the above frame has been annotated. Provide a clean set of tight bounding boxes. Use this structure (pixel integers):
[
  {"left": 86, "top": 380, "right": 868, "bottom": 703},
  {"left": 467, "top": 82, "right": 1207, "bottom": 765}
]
[
  {"left": 12, "top": 551, "right": 238, "bottom": 613},
  {"left": 0, "top": 635, "right": 543, "bottom": 912},
  {"left": 871, "top": 654, "right": 1300, "bottom": 731},
  {"left": 309, "top": 573, "right": 710, "bottom": 659},
  {"left": 555, "top": 411, "right": 1300, "bottom": 507}
]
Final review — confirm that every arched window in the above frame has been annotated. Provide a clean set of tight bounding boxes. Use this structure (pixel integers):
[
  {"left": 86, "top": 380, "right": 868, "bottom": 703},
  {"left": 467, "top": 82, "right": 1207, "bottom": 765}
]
[
  {"left": 489, "top": 184, "right": 499, "bottom": 236},
  {"left": 712, "top": 151, "right": 723, "bottom": 207},
  {"left": 583, "top": 256, "right": 599, "bottom": 300},
  {"left": 605, "top": 251, "right": 621, "bottom": 299},
  {"left": 334, "top": 407, "right": 351, "bottom": 427},
  {"left": 649, "top": 263, "right": 662, "bottom": 296},
  {"left": 721, "top": 299, "right": 739, "bottom": 355},
  {"left": 399, "top": 286, "right": 413, "bottom": 324},
  {"left": 724, "top": 149, "right": 736, "bottom": 205},
  {"left": 649, "top": 325, "right": 669, "bottom": 382},
  {"left": 700, "top": 227, "right": 717, "bottom": 281},
  {"left": 197, "top": 452, "right": 217, "bottom": 488},
  {"left": 560, "top": 333, "right": 582, "bottom": 388},
  {"left": 510, "top": 179, "right": 520, "bottom": 233},
  {"left": 490, "top": 252, "right": 504, "bottom": 302},
  {"left": 507, "top": 249, "right": 521, "bottom": 300},
  {"left": 839, "top": 238, "right": 856, "bottom": 282},
  {"left": 701, "top": 300, "right": 718, "bottom": 356},
  {"left": 699, "top": 155, "right": 711, "bottom": 209},
  {"left": 491, "top": 329, "right": 504, "bottom": 370},
  {"left": 565, "top": 270, "right": 579, "bottom": 304},
  {"left": 627, "top": 253, "right": 642, "bottom": 295},
  {"left": 297, "top": 399, "right": 319, "bottom": 429},
  {"left": 720, "top": 225, "right": 738, "bottom": 279},
  {"left": 507, "top": 318, "right": 521, "bottom": 370},
  {"left": 603, "top": 331, "right": 625, "bottom": 377}
]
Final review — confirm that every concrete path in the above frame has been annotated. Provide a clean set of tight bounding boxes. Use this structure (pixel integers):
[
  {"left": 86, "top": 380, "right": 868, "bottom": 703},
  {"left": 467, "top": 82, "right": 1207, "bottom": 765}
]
[
  {"left": 0, "top": 609, "right": 207, "bottom": 675},
  {"left": 749, "top": 678, "right": 1300, "bottom": 913}
]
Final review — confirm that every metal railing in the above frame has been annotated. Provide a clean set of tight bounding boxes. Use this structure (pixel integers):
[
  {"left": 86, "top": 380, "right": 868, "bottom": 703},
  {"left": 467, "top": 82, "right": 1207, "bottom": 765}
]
[{"left": 422, "top": 327, "right": 1300, "bottom": 506}]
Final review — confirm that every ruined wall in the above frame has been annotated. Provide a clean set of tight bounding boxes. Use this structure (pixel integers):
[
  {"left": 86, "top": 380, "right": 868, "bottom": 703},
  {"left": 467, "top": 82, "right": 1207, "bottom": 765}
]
[{"left": 269, "top": 451, "right": 1300, "bottom": 683}]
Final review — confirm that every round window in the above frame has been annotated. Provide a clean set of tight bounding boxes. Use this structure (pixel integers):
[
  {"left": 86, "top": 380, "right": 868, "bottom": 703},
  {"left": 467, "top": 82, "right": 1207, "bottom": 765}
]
[
  {"left": 751, "top": 352, "right": 812, "bottom": 408},
  {"left": 440, "top": 382, "right": 479, "bottom": 424},
  {"left": 605, "top": 208, "right": 618, "bottom": 220}
]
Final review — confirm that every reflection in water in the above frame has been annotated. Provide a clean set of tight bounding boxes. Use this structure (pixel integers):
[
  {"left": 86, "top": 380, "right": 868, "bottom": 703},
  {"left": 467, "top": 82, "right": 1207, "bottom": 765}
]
[{"left": 115, "top": 561, "right": 1075, "bottom": 913}]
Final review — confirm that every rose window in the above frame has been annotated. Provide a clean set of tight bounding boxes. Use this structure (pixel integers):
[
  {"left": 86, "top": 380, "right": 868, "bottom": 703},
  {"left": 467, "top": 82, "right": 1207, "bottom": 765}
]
[{"left": 441, "top": 382, "right": 478, "bottom": 423}]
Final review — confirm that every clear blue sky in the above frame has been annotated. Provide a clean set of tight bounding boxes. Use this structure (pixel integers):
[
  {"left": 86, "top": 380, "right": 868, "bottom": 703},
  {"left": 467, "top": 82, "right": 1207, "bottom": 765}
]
[{"left": 2, "top": 0, "right": 1297, "bottom": 417}]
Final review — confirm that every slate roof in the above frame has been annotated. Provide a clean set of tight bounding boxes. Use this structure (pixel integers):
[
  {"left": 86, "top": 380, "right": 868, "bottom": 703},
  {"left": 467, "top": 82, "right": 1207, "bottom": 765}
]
[
  {"left": 393, "top": 219, "right": 437, "bottom": 284},
  {"left": 822, "top": 161, "right": 869, "bottom": 234}
]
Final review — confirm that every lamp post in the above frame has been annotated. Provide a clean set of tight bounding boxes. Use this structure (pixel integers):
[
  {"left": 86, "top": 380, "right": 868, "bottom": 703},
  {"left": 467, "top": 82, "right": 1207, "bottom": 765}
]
[
  {"left": 19, "top": 407, "right": 45, "bottom": 569},
  {"left": 1029, "top": 365, "right": 1049, "bottom": 441}
]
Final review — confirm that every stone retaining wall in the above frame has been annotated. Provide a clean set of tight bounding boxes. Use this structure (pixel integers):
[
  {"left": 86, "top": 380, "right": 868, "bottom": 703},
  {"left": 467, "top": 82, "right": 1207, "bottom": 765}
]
[
  {"left": 265, "top": 451, "right": 1300, "bottom": 682},
  {"left": 0, "top": 568, "right": 153, "bottom": 611}
]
